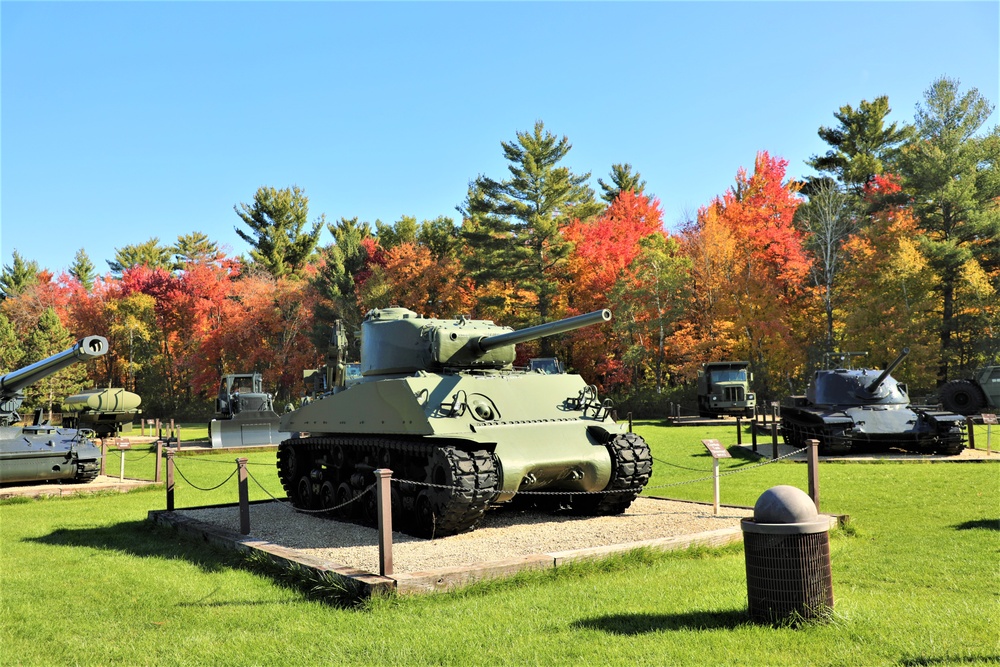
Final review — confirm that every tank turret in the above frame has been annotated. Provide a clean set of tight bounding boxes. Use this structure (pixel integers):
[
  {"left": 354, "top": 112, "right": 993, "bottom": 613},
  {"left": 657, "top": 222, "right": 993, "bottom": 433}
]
[
  {"left": 0, "top": 336, "right": 109, "bottom": 485},
  {"left": 782, "top": 347, "right": 965, "bottom": 456},
  {"left": 277, "top": 309, "right": 652, "bottom": 539}
]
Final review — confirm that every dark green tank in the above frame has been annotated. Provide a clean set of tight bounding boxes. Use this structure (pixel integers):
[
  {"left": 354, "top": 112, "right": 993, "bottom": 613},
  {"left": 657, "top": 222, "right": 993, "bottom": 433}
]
[
  {"left": 0, "top": 336, "right": 109, "bottom": 484},
  {"left": 277, "top": 309, "right": 652, "bottom": 538},
  {"left": 781, "top": 348, "right": 966, "bottom": 456}
]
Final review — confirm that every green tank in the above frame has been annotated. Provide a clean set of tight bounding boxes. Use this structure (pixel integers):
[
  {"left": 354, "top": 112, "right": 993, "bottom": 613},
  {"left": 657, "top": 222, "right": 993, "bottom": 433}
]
[
  {"left": 277, "top": 308, "right": 652, "bottom": 538},
  {"left": 0, "top": 336, "right": 109, "bottom": 484}
]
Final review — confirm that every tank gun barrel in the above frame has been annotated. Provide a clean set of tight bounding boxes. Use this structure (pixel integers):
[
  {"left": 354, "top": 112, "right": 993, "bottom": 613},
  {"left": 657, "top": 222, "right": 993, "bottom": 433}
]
[
  {"left": 477, "top": 310, "right": 612, "bottom": 353},
  {"left": 0, "top": 336, "right": 108, "bottom": 400},
  {"left": 866, "top": 347, "right": 910, "bottom": 394}
]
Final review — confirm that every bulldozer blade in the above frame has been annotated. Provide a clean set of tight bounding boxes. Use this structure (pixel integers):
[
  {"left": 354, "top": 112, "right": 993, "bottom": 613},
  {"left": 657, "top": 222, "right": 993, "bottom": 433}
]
[{"left": 209, "top": 413, "right": 287, "bottom": 448}]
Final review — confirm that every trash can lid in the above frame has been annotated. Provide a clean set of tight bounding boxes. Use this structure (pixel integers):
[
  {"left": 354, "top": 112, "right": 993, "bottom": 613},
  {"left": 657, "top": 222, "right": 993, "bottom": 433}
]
[{"left": 753, "top": 485, "right": 818, "bottom": 524}]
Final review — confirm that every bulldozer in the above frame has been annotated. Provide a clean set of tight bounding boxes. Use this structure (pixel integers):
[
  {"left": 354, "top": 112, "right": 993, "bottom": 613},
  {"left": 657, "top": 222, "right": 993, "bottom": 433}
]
[{"left": 208, "top": 373, "right": 287, "bottom": 448}]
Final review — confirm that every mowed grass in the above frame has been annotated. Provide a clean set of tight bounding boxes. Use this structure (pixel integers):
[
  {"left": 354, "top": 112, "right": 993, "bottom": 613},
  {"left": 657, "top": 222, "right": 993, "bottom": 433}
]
[{"left": 0, "top": 422, "right": 997, "bottom": 666}]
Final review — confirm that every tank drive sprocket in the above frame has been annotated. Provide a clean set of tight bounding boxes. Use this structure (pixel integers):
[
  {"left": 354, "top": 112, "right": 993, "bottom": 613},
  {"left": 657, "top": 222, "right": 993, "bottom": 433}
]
[{"left": 277, "top": 437, "right": 498, "bottom": 538}]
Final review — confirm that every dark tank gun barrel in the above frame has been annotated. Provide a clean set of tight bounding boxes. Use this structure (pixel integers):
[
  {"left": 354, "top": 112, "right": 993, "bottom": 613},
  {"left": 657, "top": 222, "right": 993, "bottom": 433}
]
[
  {"left": 477, "top": 309, "right": 612, "bottom": 353},
  {"left": 865, "top": 347, "right": 910, "bottom": 394},
  {"left": 0, "top": 336, "right": 108, "bottom": 425}
]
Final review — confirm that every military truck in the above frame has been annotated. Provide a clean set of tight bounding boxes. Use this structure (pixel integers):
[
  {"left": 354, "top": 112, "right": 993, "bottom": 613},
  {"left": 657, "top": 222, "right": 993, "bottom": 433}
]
[
  {"left": 939, "top": 366, "right": 1000, "bottom": 416},
  {"left": 697, "top": 361, "right": 756, "bottom": 418}
]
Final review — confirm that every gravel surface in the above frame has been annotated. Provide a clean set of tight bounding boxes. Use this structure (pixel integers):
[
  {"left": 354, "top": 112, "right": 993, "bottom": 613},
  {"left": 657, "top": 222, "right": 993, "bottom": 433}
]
[{"left": 178, "top": 497, "right": 753, "bottom": 574}]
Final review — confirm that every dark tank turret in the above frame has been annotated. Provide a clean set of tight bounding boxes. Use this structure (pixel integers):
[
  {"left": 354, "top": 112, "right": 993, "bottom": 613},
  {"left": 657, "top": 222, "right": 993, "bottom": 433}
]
[
  {"left": 781, "top": 348, "right": 966, "bottom": 455},
  {"left": 277, "top": 309, "right": 652, "bottom": 538},
  {"left": 0, "top": 336, "right": 109, "bottom": 484}
]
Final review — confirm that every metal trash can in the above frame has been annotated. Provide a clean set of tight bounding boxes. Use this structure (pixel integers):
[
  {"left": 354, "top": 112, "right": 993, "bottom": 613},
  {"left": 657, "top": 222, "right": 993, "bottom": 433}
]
[{"left": 741, "top": 485, "right": 833, "bottom": 623}]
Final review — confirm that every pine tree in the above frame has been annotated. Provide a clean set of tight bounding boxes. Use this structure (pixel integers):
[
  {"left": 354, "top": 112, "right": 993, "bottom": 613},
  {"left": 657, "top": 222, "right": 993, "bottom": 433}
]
[
  {"left": 173, "top": 232, "right": 222, "bottom": 267},
  {"left": 899, "top": 77, "right": 1000, "bottom": 379},
  {"left": 69, "top": 249, "right": 96, "bottom": 291},
  {"left": 23, "top": 308, "right": 87, "bottom": 422},
  {"left": 459, "top": 121, "right": 601, "bottom": 331},
  {"left": 234, "top": 185, "right": 324, "bottom": 279},
  {"left": 808, "top": 96, "right": 912, "bottom": 194},
  {"left": 598, "top": 163, "right": 647, "bottom": 203},
  {"left": 107, "top": 238, "right": 174, "bottom": 275},
  {"left": 1, "top": 250, "right": 40, "bottom": 299}
]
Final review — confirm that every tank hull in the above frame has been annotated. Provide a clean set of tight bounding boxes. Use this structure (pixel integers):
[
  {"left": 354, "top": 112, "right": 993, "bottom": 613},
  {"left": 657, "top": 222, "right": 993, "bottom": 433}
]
[
  {"left": 0, "top": 426, "right": 102, "bottom": 484},
  {"left": 277, "top": 371, "right": 652, "bottom": 537},
  {"left": 780, "top": 403, "right": 966, "bottom": 455}
]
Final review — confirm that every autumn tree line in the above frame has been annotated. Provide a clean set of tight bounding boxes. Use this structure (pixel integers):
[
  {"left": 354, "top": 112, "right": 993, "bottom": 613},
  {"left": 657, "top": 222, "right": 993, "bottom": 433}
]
[{"left": 1, "top": 76, "right": 997, "bottom": 420}]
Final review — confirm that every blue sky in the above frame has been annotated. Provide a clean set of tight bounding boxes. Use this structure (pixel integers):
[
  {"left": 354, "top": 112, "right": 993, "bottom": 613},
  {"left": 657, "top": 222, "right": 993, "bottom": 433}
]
[{"left": 2, "top": 1, "right": 997, "bottom": 275}]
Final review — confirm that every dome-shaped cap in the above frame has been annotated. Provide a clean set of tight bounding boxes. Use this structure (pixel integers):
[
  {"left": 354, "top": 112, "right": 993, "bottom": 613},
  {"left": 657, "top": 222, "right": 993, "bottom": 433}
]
[{"left": 753, "top": 485, "right": 818, "bottom": 524}]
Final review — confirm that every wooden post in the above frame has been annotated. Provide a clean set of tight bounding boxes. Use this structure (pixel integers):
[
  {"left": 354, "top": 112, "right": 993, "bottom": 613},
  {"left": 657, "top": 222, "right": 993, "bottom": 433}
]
[
  {"left": 154, "top": 440, "right": 163, "bottom": 483},
  {"left": 100, "top": 440, "right": 107, "bottom": 476},
  {"left": 237, "top": 458, "right": 250, "bottom": 535},
  {"left": 374, "top": 469, "right": 394, "bottom": 576},
  {"left": 119, "top": 442, "right": 126, "bottom": 482},
  {"left": 751, "top": 419, "right": 758, "bottom": 453},
  {"left": 966, "top": 417, "right": 976, "bottom": 449},
  {"left": 735, "top": 417, "right": 743, "bottom": 446},
  {"left": 806, "top": 439, "right": 820, "bottom": 511},
  {"left": 628, "top": 411, "right": 633, "bottom": 433},
  {"left": 770, "top": 423, "right": 778, "bottom": 460},
  {"left": 165, "top": 450, "right": 175, "bottom": 512}
]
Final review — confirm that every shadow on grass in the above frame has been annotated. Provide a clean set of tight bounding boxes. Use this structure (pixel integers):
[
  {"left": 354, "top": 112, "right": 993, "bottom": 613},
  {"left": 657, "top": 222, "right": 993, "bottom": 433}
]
[
  {"left": 899, "top": 656, "right": 1000, "bottom": 666},
  {"left": 572, "top": 609, "right": 749, "bottom": 634},
  {"left": 954, "top": 519, "right": 1000, "bottom": 531},
  {"left": 25, "top": 521, "right": 238, "bottom": 573}
]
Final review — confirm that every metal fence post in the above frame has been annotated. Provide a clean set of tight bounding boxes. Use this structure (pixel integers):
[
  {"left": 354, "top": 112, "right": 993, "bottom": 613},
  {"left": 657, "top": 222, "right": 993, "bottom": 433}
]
[
  {"left": 751, "top": 418, "right": 758, "bottom": 453},
  {"left": 154, "top": 440, "right": 163, "bottom": 483},
  {"left": 237, "top": 458, "right": 250, "bottom": 535},
  {"left": 736, "top": 417, "right": 743, "bottom": 445},
  {"left": 806, "top": 439, "right": 820, "bottom": 511},
  {"left": 165, "top": 450, "right": 175, "bottom": 512},
  {"left": 771, "top": 423, "right": 779, "bottom": 460},
  {"left": 374, "top": 469, "right": 394, "bottom": 576}
]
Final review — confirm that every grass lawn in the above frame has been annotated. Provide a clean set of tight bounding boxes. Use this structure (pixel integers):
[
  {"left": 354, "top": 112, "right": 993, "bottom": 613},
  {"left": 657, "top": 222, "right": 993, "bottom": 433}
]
[{"left": 1, "top": 422, "right": 997, "bottom": 666}]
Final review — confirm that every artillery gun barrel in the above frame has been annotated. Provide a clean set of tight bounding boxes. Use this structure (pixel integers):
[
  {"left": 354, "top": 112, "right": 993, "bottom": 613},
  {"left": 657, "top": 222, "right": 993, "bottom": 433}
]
[
  {"left": 477, "top": 310, "right": 612, "bottom": 353},
  {"left": 0, "top": 336, "right": 108, "bottom": 398},
  {"left": 866, "top": 347, "right": 910, "bottom": 394}
]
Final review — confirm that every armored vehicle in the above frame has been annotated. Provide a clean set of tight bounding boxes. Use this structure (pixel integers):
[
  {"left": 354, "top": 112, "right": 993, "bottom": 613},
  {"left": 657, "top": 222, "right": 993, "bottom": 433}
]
[
  {"left": 277, "top": 308, "right": 652, "bottom": 538},
  {"left": 0, "top": 336, "right": 109, "bottom": 484},
  {"left": 209, "top": 373, "right": 285, "bottom": 448},
  {"left": 697, "top": 361, "right": 756, "bottom": 418},
  {"left": 939, "top": 365, "right": 1000, "bottom": 416},
  {"left": 781, "top": 348, "right": 966, "bottom": 455},
  {"left": 62, "top": 387, "right": 141, "bottom": 437}
]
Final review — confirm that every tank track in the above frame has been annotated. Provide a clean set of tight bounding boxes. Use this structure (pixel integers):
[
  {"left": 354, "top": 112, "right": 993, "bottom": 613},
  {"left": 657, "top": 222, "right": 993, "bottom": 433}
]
[
  {"left": 567, "top": 432, "right": 653, "bottom": 515},
  {"left": 277, "top": 436, "right": 498, "bottom": 539}
]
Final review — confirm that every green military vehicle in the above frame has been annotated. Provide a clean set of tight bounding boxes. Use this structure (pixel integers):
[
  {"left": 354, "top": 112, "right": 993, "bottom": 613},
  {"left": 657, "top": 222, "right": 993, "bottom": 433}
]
[
  {"left": 276, "top": 308, "right": 652, "bottom": 538},
  {"left": 62, "top": 387, "right": 141, "bottom": 437},
  {"left": 939, "top": 366, "right": 1000, "bottom": 416},
  {"left": 697, "top": 361, "right": 756, "bottom": 418}
]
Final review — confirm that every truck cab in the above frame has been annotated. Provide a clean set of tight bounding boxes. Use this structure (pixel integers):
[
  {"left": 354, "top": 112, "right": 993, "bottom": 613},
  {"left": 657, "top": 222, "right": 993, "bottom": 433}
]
[{"left": 697, "top": 361, "right": 756, "bottom": 418}]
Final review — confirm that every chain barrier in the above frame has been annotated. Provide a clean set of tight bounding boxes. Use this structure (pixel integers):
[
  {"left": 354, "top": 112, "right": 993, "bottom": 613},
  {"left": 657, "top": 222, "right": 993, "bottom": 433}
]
[
  {"left": 171, "top": 460, "right": 238, "bottom": 492},
  {"left": 387, "top": 445, "right": 808, "bottom": 497},
  {"left": 245, "top": 468, "right": 376, "bottom": 515},
  {"left": 651, "top": 455, "right": 713, "bottom": 472}
]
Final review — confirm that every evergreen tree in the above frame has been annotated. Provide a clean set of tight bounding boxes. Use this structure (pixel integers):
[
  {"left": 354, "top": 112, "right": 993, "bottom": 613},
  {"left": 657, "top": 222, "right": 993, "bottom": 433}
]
[
  {"left": 808, "top": 96, "right": 912, "bottom": 194},
  {"left": 23, "top": 307, "right": 87, "bottom": 421},
  {"left": 173, "top": 232, "right": 222, "bottom": 267},
  {"left": 107, "top": 238, "right": 174, "bottom": 275},
  {"left": 234, "top": 185, "right": 324, "bottom": 279},
  {"left": 375, "top": 216, "right": 418, "bottom": 250},
  {"left": 0, "top": 312, "right": 23, "bottom": 372},
  {"left": 69, "top": 249, "right": 97, "bottom": 291},
  {"left": 598, "top": 163, "right": 647, "bottom": 203},
  {"left": 310, "top": 217, "right": 373, "bottom": 349},
  {"left": 1, "top": 250, "right": 40, "bottom": 299},
  {"left": 459, "top": 121, "right": 601, "bottom": 331},
  {"left": 899, "top": 77, "right": 1000, "bottom": 379}
]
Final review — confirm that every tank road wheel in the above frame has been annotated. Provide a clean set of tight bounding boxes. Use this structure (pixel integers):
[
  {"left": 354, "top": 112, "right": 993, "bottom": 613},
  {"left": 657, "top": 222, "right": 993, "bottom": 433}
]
[
  {"left": 319, "top": 481, "right": 337, "bottom": 516},
  {"left": 410, "top": 447, "right": 498, "bottom": 539},
  {"left": 940, "top": 380, "right": 987, "bottom": 416},
  {"left": 569, "top": 432, "right": 652, "bottom": 516},
  {"left": 296, "top": 475, "right": 316, "bottom": 510},
  {"left": 277, "top": 441, "right": 304, "bottom": 502},
  {"left": 333, "top": 482, "right": 356, "bottom": 520}
]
